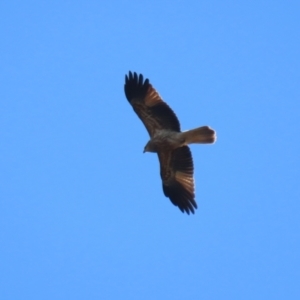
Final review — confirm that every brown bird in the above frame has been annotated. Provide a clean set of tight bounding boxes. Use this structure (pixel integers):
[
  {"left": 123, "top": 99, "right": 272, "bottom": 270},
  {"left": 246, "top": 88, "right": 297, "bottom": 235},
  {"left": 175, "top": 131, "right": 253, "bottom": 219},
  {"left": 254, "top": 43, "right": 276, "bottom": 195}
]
[{"left": 124, "top": 72, "right": 216, "bottom": 214}]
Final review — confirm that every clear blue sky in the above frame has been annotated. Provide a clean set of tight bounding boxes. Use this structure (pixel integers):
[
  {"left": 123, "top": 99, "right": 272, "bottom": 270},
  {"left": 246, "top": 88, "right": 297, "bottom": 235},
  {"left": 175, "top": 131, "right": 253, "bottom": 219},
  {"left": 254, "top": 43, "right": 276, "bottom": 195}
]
[{"left": 1, "top": 1, "right": 299, "bottom": 299}]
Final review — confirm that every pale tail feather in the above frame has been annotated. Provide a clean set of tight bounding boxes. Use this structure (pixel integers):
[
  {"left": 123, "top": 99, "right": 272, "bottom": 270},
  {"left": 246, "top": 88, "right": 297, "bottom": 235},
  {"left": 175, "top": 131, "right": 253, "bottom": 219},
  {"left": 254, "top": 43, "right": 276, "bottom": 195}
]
[{"left": 181, "top": 126, "right": 216, "bottom": 144}]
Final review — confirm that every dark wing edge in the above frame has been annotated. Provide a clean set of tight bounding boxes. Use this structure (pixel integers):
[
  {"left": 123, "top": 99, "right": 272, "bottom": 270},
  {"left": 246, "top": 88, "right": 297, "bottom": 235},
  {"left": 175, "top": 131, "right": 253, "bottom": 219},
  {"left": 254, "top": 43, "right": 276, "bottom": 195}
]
[
  {"left": 159, "top": 146, "right": 197, "bottom": 214},
  {"left": 124, "top": 71, "right": 181, "bottom": 136}
]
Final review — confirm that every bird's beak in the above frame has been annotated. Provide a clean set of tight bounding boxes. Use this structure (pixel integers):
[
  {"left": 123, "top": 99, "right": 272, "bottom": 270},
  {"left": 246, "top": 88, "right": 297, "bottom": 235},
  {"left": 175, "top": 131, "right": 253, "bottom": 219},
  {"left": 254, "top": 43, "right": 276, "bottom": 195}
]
[{"left": 143, "top": 149, "right": 146, "bottom": 153}]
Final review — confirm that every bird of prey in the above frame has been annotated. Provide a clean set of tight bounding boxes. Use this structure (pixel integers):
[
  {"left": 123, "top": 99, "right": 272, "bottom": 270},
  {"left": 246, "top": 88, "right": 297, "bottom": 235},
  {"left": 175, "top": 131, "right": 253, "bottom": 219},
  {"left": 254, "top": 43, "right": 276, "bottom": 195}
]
[{"left": 124, "top": 72, "right": 216, "bottom": 214}]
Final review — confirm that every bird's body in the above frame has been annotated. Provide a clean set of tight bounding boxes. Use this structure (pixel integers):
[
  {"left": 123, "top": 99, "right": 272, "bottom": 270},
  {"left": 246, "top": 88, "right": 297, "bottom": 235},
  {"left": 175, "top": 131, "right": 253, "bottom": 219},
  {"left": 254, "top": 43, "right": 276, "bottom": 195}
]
[
  {"left": 124, "top": 71, "right": 216, "bottom": 214},
  {"left": 144, "top": 130, "right": 184, "bottom": 153}
]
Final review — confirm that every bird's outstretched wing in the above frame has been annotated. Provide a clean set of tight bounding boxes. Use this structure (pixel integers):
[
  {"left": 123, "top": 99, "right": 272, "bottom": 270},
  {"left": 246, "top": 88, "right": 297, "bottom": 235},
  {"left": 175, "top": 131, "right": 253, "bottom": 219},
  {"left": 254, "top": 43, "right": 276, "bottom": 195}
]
[
  {"left": 158, "top": 146, "right": 197, "bottom": 214},
  {"left": 124, "top": 71, "right": 181, "bottom": 137}
]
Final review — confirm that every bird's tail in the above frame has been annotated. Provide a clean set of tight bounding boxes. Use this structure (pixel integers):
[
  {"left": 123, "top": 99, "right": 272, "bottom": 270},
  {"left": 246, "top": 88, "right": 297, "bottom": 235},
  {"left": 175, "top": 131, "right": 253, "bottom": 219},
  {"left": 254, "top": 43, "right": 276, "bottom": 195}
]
[{"left": 181, "top": 126, "right": 216, "bottom": 144}]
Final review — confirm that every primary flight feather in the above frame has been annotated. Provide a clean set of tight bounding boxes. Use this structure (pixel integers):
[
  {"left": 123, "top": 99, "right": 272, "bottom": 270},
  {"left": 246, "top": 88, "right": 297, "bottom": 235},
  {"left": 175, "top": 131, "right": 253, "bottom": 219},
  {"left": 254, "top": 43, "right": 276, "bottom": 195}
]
[{"left": 124, "top": 71, "right": 216, "bottom": 214}]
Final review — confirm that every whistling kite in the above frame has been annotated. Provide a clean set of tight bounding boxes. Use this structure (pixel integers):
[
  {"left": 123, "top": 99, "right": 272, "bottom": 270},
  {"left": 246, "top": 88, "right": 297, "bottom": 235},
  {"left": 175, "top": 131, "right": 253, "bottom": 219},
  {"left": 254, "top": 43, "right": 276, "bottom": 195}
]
[{"left": 124, "top": 72, "right": 216, "bottom": 214}]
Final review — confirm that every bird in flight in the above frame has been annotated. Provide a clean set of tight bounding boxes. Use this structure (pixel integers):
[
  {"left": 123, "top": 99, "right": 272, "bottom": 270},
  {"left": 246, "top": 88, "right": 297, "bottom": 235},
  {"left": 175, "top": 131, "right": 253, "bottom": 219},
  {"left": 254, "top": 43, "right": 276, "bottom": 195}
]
[{"left": 124, "top": 72, "right": 216, "bottom": 214}]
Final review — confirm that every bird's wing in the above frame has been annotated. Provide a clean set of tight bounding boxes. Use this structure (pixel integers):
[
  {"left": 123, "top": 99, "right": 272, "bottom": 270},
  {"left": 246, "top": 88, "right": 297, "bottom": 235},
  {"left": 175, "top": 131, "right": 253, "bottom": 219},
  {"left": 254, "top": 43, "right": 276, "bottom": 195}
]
[
  {"left": 158, "top": 146, "right": 197, "bottom": 214},
  {"left": 124, "top": 71, "right": 181, "bottom": 137}
]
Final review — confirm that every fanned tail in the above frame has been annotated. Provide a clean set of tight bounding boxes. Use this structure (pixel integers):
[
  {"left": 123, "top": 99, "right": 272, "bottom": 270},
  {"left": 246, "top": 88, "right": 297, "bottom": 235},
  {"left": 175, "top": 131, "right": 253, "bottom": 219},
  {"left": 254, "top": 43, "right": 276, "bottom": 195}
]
[{"left": 181, "top": 126, "right": 216, "bottom": 144}]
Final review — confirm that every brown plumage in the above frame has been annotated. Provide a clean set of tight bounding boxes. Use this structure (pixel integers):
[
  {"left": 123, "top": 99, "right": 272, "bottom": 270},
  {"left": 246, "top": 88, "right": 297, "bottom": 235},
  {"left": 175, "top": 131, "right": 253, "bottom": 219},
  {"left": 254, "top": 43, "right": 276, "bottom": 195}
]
[{"left": 124, "top": 71, "right": 216, "bottom": 214}]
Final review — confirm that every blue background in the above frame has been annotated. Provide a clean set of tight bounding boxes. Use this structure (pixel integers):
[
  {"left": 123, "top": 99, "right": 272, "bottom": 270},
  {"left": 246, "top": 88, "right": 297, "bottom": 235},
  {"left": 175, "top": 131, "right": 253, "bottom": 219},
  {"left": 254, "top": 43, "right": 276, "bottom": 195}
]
[{"left": 1, "top": 1, "right": 299, "bottom": 299}]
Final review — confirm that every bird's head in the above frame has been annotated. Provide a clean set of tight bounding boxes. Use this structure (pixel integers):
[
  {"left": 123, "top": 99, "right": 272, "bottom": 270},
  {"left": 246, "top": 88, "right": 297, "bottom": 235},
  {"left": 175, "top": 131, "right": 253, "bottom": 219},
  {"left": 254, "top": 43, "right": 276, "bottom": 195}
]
[{"left": 143, "top": 140, "right": 156, "bottom": 153}]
